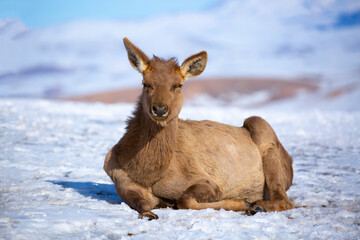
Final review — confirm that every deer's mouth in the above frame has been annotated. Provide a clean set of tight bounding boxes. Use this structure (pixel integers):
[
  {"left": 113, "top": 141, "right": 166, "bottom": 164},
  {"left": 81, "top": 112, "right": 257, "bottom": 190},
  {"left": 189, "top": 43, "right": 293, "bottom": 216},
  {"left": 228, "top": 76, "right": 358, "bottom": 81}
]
[
  {"left": 151, "top": 115, "right": 168, "bottom": 121},
  {"left": 149, "top": 111, "right": 169, "bottom": 126}
]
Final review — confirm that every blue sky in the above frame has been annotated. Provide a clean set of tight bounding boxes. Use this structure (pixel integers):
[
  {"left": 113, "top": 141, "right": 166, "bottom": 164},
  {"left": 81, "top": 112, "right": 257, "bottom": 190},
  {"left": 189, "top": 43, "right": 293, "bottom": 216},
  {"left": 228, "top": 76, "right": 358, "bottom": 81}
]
[
  {"left": 1, "top": 0, "right": 359, "bottom": 29},
  {"left": 0, "top": 0, "right": 221, "bottom": 28}
]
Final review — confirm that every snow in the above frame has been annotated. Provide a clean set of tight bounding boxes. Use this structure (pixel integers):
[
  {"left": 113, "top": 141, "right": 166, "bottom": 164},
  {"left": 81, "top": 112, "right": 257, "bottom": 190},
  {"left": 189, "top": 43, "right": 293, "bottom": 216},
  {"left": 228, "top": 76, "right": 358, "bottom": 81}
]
[{"left": 1, "top": 99, "right": 359, "bottom": 239}]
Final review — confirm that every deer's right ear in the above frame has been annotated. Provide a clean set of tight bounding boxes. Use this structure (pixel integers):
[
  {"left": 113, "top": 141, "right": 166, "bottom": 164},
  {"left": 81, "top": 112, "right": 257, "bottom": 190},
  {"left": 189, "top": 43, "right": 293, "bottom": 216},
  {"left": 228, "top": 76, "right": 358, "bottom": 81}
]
[{"left": 123, "top": 38, "right": 150, "bottom": 73}]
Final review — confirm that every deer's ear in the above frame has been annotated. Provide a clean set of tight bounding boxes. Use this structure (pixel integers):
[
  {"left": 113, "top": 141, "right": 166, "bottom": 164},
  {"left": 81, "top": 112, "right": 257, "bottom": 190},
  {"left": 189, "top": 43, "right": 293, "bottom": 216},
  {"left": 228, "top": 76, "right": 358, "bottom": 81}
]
[
  {"left": 123, "top": 38, "right": 150, "bottom": 73},
  {"left": 180, "top": 51, "right": 207, "bottom": 80}
]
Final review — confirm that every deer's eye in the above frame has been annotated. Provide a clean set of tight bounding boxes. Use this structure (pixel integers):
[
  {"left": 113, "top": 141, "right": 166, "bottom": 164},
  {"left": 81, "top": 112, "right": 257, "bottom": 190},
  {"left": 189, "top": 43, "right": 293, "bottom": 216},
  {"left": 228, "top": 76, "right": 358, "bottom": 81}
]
[{"left": 143, "top": 83, "right": 152, "bottom": 89}]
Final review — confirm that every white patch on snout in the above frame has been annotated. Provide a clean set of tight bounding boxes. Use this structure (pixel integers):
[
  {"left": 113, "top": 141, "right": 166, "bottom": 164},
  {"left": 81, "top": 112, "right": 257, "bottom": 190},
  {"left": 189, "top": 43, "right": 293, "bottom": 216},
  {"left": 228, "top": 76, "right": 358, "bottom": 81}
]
[{"left": 158, "top": 121, "right": 167, "bottom": 127}]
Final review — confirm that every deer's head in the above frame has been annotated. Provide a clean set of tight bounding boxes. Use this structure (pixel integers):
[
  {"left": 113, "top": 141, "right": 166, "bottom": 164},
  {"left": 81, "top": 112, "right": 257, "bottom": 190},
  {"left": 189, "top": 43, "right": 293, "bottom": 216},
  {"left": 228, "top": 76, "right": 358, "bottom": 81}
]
[{"left": 123, "top": 38, "right": 207, "bottom": 127}]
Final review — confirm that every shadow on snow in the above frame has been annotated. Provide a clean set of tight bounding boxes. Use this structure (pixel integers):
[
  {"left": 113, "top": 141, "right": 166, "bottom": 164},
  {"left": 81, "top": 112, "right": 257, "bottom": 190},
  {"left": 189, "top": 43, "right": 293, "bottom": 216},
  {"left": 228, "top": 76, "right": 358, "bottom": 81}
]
[{"left": 49, "top": 180, "right": 123, "bottom": 204}]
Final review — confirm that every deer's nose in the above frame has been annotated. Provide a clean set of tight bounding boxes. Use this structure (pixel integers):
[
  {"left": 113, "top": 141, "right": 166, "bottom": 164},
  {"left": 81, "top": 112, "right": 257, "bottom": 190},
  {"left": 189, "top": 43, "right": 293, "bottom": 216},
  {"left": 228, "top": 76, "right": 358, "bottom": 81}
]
[{"left": 152, "top": 105, "right": 168, "bottom": 117}]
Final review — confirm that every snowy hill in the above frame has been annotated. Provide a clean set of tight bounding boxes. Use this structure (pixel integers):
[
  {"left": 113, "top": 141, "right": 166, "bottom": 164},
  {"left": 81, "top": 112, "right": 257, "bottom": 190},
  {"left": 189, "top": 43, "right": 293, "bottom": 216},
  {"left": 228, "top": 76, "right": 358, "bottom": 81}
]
[
  {"left": 1, "top": 99, "right": 359, "bottom": 239},
  {"left": 1, "top": 0, "right": 360, "bottom": 109}
]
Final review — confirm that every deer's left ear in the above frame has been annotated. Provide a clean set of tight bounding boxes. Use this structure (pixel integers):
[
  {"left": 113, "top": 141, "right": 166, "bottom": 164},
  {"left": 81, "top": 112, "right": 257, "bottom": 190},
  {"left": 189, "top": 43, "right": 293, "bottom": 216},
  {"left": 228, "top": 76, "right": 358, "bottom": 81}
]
[{"left": 180, "top": 51, "right": 207, "bottom": 80}]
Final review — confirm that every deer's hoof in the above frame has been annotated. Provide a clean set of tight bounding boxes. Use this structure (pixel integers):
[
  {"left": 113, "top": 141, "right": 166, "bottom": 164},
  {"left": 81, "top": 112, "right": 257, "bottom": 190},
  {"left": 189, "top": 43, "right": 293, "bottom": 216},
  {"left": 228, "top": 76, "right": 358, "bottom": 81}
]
[
  {"left": 140, "top": 211, "right": 159, "bottom": 220},
  {"left": 246, "top": 206, "right": 267, "bottom": 216}
]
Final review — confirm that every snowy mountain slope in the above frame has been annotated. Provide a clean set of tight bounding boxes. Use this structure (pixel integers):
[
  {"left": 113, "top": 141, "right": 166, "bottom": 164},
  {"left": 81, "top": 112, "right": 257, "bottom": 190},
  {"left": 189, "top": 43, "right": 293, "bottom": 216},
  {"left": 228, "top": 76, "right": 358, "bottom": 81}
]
[
  {"left": 1, "top": 99, "right": 359, "bottom": 239},
  {"left": 1, "top": 0, "right": 360, "bottom": 101}
]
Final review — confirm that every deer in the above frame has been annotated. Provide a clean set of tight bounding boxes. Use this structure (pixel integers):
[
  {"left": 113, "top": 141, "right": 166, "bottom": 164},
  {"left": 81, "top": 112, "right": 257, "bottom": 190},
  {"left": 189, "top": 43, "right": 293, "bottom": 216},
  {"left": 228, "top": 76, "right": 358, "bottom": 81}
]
[{"left": 104, "top": 38, "right": 294, "bottom": 220}]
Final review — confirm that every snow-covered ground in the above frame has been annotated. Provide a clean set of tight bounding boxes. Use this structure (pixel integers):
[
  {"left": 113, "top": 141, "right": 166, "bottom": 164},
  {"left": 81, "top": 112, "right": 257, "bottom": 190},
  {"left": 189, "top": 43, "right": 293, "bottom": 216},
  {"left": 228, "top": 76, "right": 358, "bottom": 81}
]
[{"left": 1, "top": 99, "right": 359, "bottom": 239}]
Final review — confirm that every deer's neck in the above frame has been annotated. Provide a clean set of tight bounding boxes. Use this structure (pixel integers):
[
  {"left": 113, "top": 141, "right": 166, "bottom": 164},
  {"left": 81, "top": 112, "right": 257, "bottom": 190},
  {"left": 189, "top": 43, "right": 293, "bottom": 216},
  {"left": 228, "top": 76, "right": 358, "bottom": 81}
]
[{"left": 118, "top": 101, "right": 177, "bottom": 187}]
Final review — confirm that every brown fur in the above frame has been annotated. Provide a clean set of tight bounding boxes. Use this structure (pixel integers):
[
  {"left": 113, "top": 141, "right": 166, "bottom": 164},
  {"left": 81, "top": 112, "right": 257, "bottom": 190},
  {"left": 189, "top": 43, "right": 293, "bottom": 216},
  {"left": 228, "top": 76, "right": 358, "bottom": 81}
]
[{"left": 104, "top": 38, "right": 294, "bottom": 219}]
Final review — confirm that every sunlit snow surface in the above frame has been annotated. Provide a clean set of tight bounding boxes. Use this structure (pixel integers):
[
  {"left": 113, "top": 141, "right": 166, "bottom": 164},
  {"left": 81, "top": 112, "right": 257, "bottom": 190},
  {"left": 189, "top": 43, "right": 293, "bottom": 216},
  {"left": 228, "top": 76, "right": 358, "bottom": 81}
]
[{"left": 1, "top": 99, "right": 359, "bottom": 239}]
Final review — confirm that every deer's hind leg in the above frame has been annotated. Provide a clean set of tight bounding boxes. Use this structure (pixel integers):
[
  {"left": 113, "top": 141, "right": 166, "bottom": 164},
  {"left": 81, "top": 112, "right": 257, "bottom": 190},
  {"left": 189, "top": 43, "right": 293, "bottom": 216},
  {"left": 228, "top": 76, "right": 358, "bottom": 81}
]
[
  {"left": 177, "top": 179, "right": 249, "bottom": 211},
  {"left": 244, "top": 116, "right": 294, "bottom": 214}
]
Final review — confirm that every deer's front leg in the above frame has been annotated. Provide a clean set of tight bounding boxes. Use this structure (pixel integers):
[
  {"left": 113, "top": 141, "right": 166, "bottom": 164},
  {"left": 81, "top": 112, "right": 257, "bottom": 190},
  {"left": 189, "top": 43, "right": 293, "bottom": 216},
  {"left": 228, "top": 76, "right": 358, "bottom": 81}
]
[
  {"left": 104, "top": 149, "right": 160, "bottom": 220},
  {"left": 115, "top": 172, "right": 159, "bottom": 220}
]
